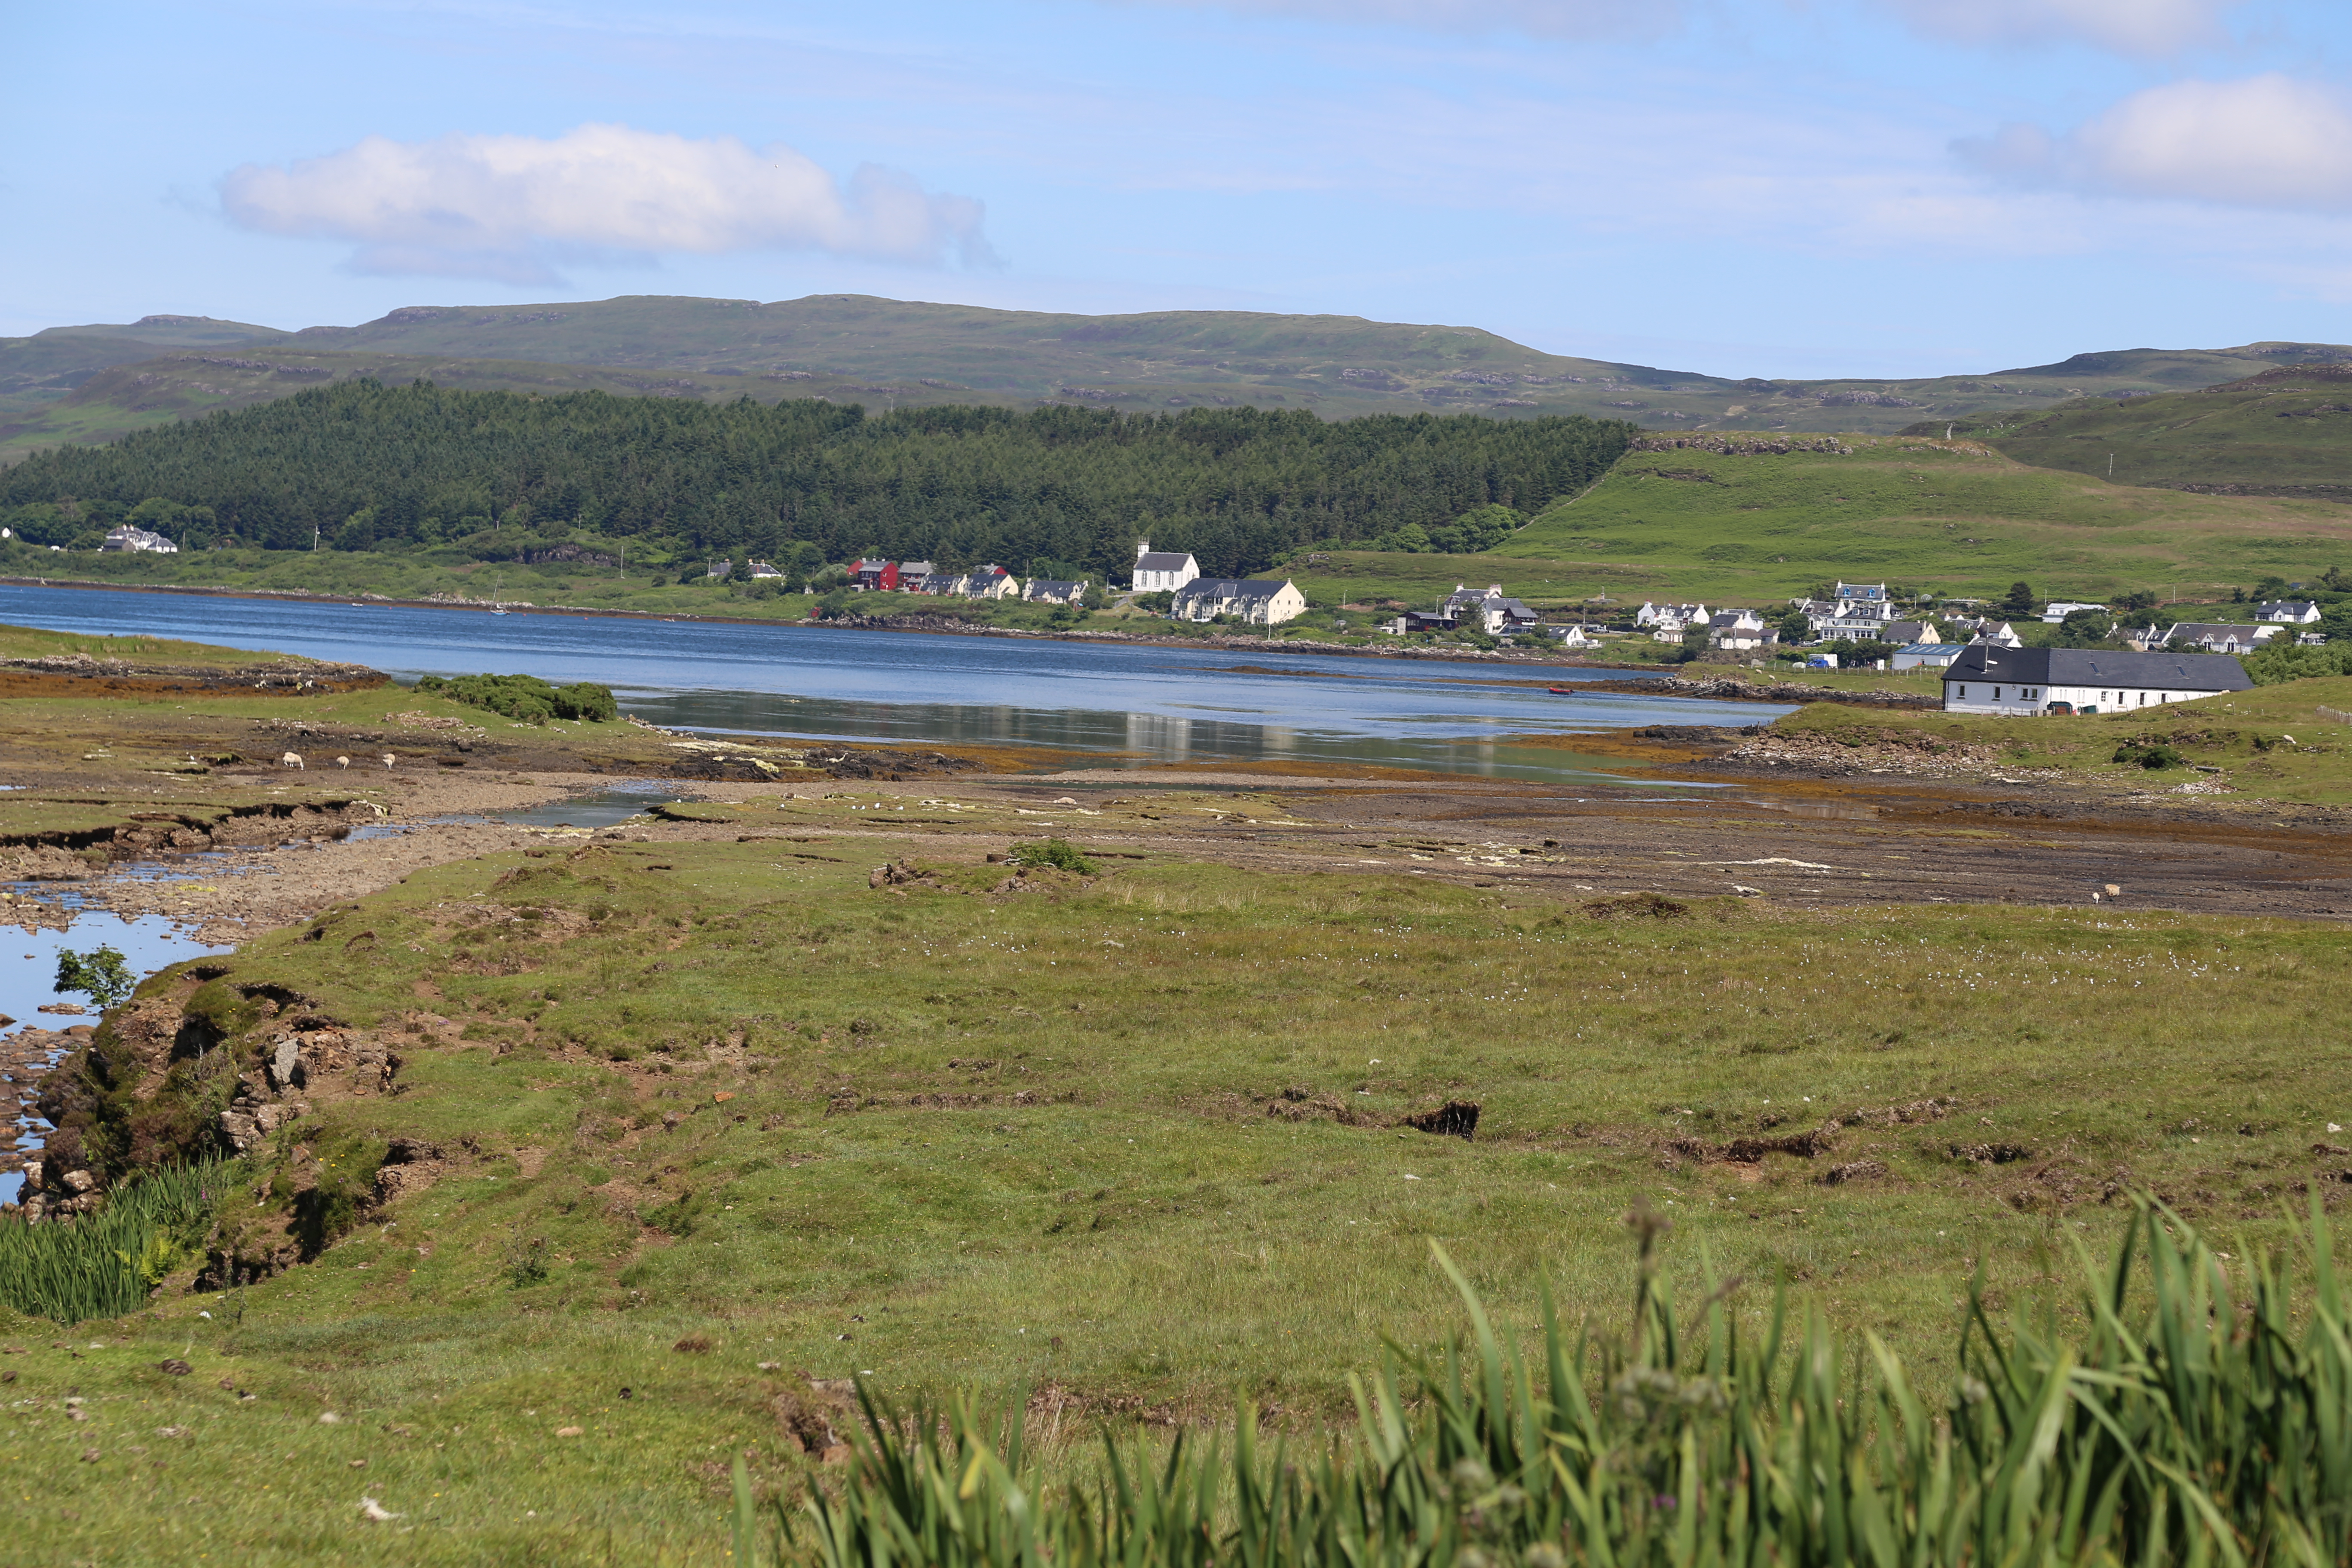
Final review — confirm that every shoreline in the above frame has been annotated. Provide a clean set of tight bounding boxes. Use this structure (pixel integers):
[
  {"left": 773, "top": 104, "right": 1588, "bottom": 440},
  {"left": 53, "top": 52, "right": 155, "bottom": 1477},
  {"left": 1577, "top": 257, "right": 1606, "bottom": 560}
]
[{"left": 0, "top": 571, "right": 1667, "bottom": 672}]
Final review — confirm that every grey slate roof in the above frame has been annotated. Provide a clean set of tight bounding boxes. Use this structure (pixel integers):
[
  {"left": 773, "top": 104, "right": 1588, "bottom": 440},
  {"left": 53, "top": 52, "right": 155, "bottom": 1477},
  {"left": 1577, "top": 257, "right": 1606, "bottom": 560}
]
[
  {"left": 1175, "top": 578, "right": 1290, "bottom": 599},
  {"left": 1943, "top": 645, "right": 2252, "bottom": 691},
  {"left": 1136, "top": 551, "right": 1196, "bottom": 571}
]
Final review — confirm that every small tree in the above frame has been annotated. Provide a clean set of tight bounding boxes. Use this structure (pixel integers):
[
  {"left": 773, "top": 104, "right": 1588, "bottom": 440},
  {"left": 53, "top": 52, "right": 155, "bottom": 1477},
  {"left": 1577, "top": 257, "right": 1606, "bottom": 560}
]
[
  {"left": 2000, "top": 581, "right": 2038, "bottom": 617},
  {"left": 55, "top": 946, "right": 134, "bottom": 1010}
]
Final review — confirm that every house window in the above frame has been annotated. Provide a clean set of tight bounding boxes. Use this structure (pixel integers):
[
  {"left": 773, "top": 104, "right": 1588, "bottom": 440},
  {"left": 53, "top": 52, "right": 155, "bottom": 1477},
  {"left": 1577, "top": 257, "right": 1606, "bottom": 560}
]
[
  {"left": 1992, "top": 687, "right": 2002, "bottom": 701},
  {"left": 1956, "top": 685, "right": 1966, "bottom": 699}
]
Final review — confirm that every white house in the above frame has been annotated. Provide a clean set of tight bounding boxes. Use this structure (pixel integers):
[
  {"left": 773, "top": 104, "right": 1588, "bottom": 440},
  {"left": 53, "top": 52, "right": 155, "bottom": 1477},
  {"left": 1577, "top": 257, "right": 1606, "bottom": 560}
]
[
  {"left": 1892, "top": 643, "right": 1967, "bottom": 671},
  {"left": 1553, "top": 625, "right": 1596, "bottom": 649},
  {"left": 1132, "top": 540, "right": 1201, "bottom": 593},
  {"left": 1638, "top": 602, "right": 1709, "bottom": 641},
  {"left": 1941, "top": 646, "right": 2252, "bottom": 715},
  {"left": 103, "top": 524, "right": 178, "bottom": 554},
  {"left": 2161, "top": 622, "right": 2282, "bottom": 655},
  {"left": 2040, "top": 600, "right": 2108, "bottom": 623},
  {"left": 2258, "top": 600, "right": 2323, "bottom": 624},
  {"left": 1443, "top": 583, "right": 1542, "bottom": 636},
  {"left": 964, "top": 565, "right": 1019, "bottom": 600},
  {"left": 1946, "top": 618, "right": 2024, "bottom": 649},
  {"left": 1171, "top": 577, "right": 1308, "bottom": 625},
  {"left": 1023, "top": 577, "right": 1088, "bottom": 606},
  {"left": 1706, "top": 609, "right": 1776, "bottom": 651}
]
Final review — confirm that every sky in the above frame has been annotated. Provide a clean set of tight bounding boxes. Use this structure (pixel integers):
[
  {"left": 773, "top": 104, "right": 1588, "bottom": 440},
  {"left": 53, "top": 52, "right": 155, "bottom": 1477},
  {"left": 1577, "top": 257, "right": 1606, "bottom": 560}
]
[{"left": 6, "top": 0, "right": 2352, "bottom": 377}]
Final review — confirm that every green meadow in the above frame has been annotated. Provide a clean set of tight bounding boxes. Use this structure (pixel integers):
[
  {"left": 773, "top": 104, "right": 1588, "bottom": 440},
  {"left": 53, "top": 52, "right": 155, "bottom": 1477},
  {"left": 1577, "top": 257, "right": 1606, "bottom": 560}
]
[{"left": 9, "top": 805, "right": 2352, "bottom": 1562}]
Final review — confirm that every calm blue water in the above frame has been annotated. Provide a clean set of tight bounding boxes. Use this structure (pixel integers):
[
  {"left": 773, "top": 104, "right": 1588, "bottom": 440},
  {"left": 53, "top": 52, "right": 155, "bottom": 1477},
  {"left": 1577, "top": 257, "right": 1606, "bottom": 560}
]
[{"left": 0, "top": 585, "right": 1787, "bottom": 784}]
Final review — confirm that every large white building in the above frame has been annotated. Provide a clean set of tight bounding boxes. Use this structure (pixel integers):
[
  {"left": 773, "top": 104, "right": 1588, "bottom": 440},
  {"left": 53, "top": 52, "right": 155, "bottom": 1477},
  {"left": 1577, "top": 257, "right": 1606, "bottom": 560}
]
[
  {"left": 1132, "top": 541, "right": 1201, "bottom": 593},
  {"left": 1941, "top": 646, "right": 2252, "bottom": 715},
  {"left": 1171, "top": 577, "right": 1307, "bottom": 625}
]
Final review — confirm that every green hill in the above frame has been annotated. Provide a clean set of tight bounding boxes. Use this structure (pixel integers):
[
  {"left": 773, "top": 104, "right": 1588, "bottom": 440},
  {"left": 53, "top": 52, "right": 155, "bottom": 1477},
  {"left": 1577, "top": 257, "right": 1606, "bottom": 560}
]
[
  {"left": 10, "top": 295, "right": 2348, "bottom": 463},
  {"left": 0, "top": 378, "right": 1634, "bottom": 578},
  {"left": 1287, "top": 432, "right": 2352, "bottom": 610},
  {"left": 1911, "top": 365, "right": 2352, "bottom": 494}
]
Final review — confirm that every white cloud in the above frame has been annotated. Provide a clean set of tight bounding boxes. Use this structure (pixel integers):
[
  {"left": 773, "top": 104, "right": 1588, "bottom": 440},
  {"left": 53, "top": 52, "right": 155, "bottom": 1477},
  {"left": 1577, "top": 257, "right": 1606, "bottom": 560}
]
[
  {"left": 1873, "top": 0, "right": 2242, "bottom": 55},
  {"left": 220, "top": 123, "right": 992, "bottom": 283},
  {"left": 1962, "top": 75, "right": 2352, "bottom": 213},
  {"left": 1108, "top": 0, "right": 1673, "bottom": 39}
]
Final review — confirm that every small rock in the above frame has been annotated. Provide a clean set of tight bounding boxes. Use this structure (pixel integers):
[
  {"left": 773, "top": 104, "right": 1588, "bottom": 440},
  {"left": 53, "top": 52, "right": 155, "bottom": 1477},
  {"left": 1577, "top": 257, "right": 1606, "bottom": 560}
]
[
  {"left": 80, "top": 1448, "right": 100, "bottom": 1463},
  {"left": 555, "top": 1425, "right": 585, "bottom": 1438},
  {"left": 318, "top": 1411, "right": 343, "bottom": 1424},
  {"left": 156, "top": 1426, "right": 190, "bottom": 1438},
  {"left": 349, "top": 1458, "right": 368, "bottom": 1469},
  {"left": 359, "top": 1498, "right": 402, "bottom": 1522},
  {"left": 158, "top": 1358, "right": 192, "bottom": 1376}
]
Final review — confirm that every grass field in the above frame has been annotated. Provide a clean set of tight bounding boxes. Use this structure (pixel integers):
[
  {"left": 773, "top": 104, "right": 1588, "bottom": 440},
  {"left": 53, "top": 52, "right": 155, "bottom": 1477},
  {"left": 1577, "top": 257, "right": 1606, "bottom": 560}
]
[
  {"left": 9, "top": 797, "right": 2352, "bottom": 1562},
  {"left": 1764, "top": 672, "right": 2352, "bottom": 804},
  {"left": 1285, "top": 436, "right": 2352, "bottom": 615}
]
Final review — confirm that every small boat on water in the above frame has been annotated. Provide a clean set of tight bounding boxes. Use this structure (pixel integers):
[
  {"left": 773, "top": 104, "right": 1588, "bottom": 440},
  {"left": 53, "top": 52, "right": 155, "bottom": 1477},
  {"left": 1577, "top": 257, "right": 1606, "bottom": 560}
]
[
  {"left": 490, "top": 606, "right": 509, "bottom": 616},
  {"left": 1547, "top": 686, "right": 1577, "bottom": 695}
]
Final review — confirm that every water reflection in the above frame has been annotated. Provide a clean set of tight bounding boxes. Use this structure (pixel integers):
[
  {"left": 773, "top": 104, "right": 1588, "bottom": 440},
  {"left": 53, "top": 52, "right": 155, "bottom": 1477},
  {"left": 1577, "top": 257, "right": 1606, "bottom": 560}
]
[{"left": 0, "top": 584, "right": 1792, "bottom": 786}]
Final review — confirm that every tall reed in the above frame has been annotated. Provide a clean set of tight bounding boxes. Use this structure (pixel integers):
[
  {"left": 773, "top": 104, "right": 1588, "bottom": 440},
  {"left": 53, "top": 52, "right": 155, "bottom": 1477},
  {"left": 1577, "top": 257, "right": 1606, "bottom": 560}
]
[
  {"left": 743, "top": 1197, "right": 2352, "bottom": 1568},
  {"left": 0, "top": 1160, "right": 227, "bottom": 1324}
]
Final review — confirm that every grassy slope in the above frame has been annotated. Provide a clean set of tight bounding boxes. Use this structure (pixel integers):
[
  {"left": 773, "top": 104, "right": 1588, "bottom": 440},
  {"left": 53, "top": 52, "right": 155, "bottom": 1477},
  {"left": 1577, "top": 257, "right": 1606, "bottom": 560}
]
[
  {"left": 12, "top": 296, "right": 2348, "bottom": 460},
  {"left": 0, "top": 623, "right": 342, "bottom": 669},
  {"left": 8, "top": 808, "right": 2352, "bottom": 1562},
  {"left": 1480, "top": 435, "right": 2352, "bottom": 606},
  {"left": 1771, "top": 674, "right": 2352, "bottom": 804},
  {"left": 1959, "top": 367, "right": 2352, "bottom": 490}
]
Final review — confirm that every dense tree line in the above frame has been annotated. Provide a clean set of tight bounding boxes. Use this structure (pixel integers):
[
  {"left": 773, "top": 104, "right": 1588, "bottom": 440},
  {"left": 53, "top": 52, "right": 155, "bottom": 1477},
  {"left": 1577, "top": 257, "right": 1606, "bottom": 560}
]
[{"left": 0, "top": 380, "right": 1635, "bottom": 577}]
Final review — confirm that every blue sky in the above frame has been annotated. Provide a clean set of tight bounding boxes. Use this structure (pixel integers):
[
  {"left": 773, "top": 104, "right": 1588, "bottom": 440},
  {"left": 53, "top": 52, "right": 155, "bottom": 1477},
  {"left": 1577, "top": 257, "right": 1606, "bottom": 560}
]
[{"left": 6, "top": 0, "right": 2352, "bottom": 376}]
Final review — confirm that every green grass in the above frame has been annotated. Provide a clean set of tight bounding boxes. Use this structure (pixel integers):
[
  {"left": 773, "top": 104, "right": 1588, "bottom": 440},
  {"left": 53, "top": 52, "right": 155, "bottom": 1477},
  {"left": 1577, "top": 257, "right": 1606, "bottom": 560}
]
[
  {"left": 0, "top": 622, "right": 330, "bottom": 669},
  {"left": 1491, "top": 437, "right": 2352, "bottom": 608},
  {"left": 0, "top": 1161, "right": 227, "bottom": 1321},
  {"left": 772, "top": 1202, "right": 2352, "bottom": 1568},
  {"left": 1770, "top": 672, "right": 2352, "bottom": 803},
  {"left": 1945, "top": 368, "right": 2352, "bottom": 491},
  {"left": 11, "top": 818, "right": 2352, "bottom": 1560}
]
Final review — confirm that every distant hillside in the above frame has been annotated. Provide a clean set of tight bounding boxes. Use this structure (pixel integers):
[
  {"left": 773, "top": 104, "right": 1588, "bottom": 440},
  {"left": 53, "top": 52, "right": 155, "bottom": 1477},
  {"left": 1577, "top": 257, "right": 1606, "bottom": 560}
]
[
  {"left": 1909, "top": 364, "right": 2352, "bottom": 494},
  {"left": 0, "top": 378, "right": 1635, "bottom": 579},
  {"left": 9, "top": 294, "right": 2347, "bottom": 462},
  {"left": 1466, "top": 434, "right": 2352, "bottom": 605}
]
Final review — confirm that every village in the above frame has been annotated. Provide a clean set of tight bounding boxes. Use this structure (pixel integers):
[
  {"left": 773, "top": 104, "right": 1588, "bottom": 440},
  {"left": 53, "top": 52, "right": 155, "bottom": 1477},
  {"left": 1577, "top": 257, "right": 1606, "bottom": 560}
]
[{"left": 755, "top": 530, "right": 2333, "bottom": 718}]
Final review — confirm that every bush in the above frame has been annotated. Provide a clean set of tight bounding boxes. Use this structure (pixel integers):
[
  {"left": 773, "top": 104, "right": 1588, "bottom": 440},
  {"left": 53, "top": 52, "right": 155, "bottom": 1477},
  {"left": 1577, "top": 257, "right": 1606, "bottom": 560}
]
[
  {"left": 1009, "top": 838, "right": 1096, "bottom": 875},
  {"left": 2114, "top": 741, "right": 2184, "bottom": 769},
  {"left": 415, "top": 673, "right": 619, "bottom": 723},
  {"left": 2245, "top": 640, "right": 2352, "bottom": 684}
]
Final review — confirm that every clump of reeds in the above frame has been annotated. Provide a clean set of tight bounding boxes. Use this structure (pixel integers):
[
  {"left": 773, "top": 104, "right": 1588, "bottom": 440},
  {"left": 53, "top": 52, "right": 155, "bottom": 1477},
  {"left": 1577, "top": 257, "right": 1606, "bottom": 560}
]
[
  {"left": 0, "top": 1160, "right": 227, "bottom": 1324},
  {"left": 737, "top": 1195, "right": 2352, "bottom": 1567}
]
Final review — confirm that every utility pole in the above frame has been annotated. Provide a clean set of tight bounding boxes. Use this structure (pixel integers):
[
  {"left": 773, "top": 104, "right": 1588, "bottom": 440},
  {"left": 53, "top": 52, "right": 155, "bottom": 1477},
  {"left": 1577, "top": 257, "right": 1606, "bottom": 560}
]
[{"left": 2108, "top": 453, "right": 2114, "bottom": 477}]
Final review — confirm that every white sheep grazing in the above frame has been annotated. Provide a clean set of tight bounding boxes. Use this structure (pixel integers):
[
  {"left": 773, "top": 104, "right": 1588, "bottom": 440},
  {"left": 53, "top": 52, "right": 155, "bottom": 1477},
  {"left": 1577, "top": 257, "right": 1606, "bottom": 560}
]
[
  {"left": 280, "top": 751, "right": 303, "bottom": 770},
  {"left": 382, "top": 753, "right": 396, "bottom": 769},
  {"left": 335, "top": 755, "right": 349, "bottom": 770}
]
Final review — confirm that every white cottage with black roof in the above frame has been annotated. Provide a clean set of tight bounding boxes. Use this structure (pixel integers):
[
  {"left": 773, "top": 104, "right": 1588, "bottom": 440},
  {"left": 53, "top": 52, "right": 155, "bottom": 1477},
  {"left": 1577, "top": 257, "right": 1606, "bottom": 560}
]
[
  {"left": 1132, "top": 540, "right": 1201, "bottom": 593},
  {"left": 1941, "top": 645, "right": 2251, "bottom": 716}
]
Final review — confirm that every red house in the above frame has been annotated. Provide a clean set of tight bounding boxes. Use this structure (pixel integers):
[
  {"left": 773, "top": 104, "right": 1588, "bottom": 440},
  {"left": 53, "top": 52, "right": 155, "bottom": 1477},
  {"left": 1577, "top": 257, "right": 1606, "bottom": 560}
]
[{"left": 852, "top": 558, "right": 900, "bottom": 591}]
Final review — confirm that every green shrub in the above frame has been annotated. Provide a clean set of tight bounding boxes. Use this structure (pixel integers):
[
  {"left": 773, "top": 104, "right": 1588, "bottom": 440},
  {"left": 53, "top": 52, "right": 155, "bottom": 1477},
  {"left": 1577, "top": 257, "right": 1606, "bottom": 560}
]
[
  {"left": 414, "top": 672, "right": 618, "bottom": 723},
  {"left": 1009, "top": 838, "right": 1096, "bottom": 875},
  {"left": 2113, "top": 741, "right": 2185, "bottom": 769}
]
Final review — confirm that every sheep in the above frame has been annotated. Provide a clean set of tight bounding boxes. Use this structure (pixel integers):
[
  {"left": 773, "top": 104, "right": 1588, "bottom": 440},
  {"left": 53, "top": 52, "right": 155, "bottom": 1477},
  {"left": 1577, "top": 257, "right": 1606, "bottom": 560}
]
[
  {"left": 382, "top": 753, "right": 397, "bottom": 769},
  {"left": 335, "top": 755, "right": 349, "bottom": 770},
  {"left": 280, "top": 752, "right": 303, "bottom": 770}
]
